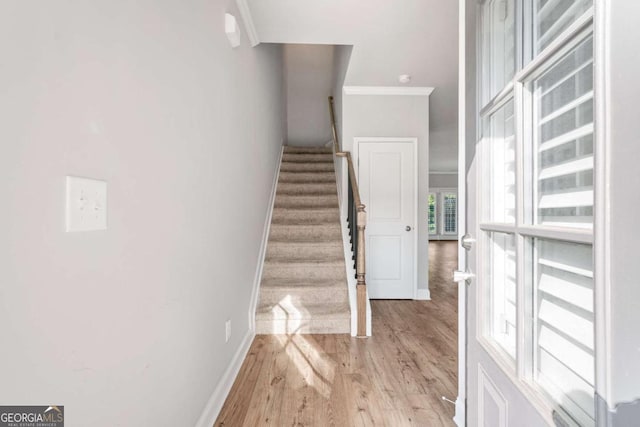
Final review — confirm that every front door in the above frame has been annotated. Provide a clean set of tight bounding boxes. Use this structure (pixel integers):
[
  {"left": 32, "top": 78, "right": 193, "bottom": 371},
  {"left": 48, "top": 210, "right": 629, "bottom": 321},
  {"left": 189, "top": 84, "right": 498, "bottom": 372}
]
[
  {"left": 358, "top": 138, "right": 416, "bottom": 299},
  {"left": 459, "top": 1, "right": 598, "bottom": 426}
]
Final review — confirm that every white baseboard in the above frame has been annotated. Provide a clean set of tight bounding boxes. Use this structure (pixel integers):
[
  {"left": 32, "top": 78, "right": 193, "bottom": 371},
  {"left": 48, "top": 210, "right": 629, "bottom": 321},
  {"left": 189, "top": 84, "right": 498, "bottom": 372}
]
[
  {"left": 415, "top": 288, "right": 431, "bottom": 300},
  {"left": 429, "top": 235, "right": 459, "bottom": 241},
  {"left": 194, "top": 329, "right": 254, "bottom": 427},
  {"left": 453, "top": 396, "right": 465, "bottom": 426},
  {"left": 248, "top": 145, "right": 284, "bottom": 332}
]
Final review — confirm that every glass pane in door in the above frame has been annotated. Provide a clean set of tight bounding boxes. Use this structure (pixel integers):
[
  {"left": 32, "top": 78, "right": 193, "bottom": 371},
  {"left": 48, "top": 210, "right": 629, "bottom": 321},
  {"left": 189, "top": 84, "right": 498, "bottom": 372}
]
[
  {"left": 534, "top": 0, "right": 592, "bottom": 53},
  {"left": 532, "top": 238, "right": 594, "bottom": 426},
  {"left": 484, "top": 232, "right": 517, "bottom": 359},
  {"left": 482, "top": 0, "right": 516, "bottom": 104},
  {"left": 533, "top": 36, "right": 594, "bottom": 228},
  {"left": 483, "top": 99, "right": 516, "bottom": 223}
]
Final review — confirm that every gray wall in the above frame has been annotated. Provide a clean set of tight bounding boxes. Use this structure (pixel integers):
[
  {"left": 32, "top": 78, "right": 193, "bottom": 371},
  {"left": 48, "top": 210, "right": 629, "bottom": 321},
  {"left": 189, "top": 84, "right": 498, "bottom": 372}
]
[
  {"left": 331, "top": 45, "right": 353, "bottom": 202},
  {"left": 331, "top": 45, "right": 353, "bottom": 149},
  {"left": 284, "top": 44, "right": 334, "bottom": 146},
  {"left": 0, "top": 1, "right": 284, "bottom": 426},
  {"left": 429, "top": 173, "right": 458, "bottom": 189},
  {"left": 342, "top": 95, "right": 430, "bottom": 293}
]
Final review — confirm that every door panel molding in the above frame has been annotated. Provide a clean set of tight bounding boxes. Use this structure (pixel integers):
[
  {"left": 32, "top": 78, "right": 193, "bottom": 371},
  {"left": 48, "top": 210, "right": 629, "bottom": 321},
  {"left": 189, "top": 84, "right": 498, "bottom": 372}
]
[{"left": 478, "top": 365, "right": 508, "bottom": 427}]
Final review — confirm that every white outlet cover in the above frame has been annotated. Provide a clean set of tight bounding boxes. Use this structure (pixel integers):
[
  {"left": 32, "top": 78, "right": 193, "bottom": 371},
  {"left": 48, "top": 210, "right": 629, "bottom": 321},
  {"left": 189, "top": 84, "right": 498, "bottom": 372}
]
[{"left": 66, "top": 176, "right": 107, "bottom": 232}]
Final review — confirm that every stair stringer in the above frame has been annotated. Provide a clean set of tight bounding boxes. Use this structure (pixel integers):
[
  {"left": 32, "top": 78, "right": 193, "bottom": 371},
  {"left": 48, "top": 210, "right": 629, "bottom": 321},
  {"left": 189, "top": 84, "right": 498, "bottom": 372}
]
[
  {"left": 248, "top": 145, "right": 284, "bottom": 333},
  {"left": 333, "top": 147, "right": 372, "bottom": 337}
]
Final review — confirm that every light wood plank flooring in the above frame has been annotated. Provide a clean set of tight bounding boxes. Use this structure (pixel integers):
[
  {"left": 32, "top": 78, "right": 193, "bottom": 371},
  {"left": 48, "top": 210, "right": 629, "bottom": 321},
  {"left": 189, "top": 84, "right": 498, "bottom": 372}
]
[{"left": 215, "top": 241, "right": 458, "bottom": 426}]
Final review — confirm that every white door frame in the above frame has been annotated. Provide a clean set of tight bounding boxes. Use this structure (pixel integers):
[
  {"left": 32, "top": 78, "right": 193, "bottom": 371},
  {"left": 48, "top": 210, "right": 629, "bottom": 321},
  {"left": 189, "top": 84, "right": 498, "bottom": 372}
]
[
  {"left": 455, "top": 0, "right": 467, "bottom": 424},
  {"left": 353, "top": 137, "right": 419, "bottom": 299}
]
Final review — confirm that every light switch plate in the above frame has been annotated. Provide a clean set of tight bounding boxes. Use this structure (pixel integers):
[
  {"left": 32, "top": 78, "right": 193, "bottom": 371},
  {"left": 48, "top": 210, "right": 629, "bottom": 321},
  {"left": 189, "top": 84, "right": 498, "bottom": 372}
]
[{"left": 65, "top": 176, "right": 107, "bottom": 232}]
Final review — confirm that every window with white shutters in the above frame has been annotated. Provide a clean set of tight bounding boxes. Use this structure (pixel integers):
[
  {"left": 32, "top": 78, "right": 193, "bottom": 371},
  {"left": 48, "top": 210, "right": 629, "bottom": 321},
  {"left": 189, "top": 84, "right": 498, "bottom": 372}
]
[
  {"left": 533, "top": 37, "right": 594, "bottom": 228},
  {"left": 443, "top": 193, "right": 458, "bottom": 234},
  {"left": 532, "top": 239, "right": 595, "bottom": 426},
  {"left": 534, "top": 0, "right": 593, "bottom": 53}
]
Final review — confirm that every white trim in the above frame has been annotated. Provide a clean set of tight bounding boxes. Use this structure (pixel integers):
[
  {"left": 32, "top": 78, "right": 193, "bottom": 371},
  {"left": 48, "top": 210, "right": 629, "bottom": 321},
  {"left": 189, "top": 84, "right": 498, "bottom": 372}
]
[
  {"left": 248, "top": 146, "right": 283, "bottom": 332},
  {"left": 413, "top": 137, "right": 420, "bottom": 300},
  {"left": 194, "top": 329, "right": 254, "bottom": 427},
  {"left": 343, "top": 86, "right": 435, "bottom": 96},
  {"left": 235, "top": 0, "right": 259, "bottom": 47},
  {"left": 593, "top": 0, "right": 612, "bottom": 415},
  {"left": 415, "top": 288, "right": 431, "bottom": 300},
  {"left": 479, "top": 223, "right": 593, "bottom": 244},
  {"left": 429, "top": 235, "right": 459, "bottom": 241},
  {"left": 516, "top": 225, "right": 593, "bottom": 244},
  {"left": 514, "top": 8, "right": 593, "bottom": 83},
  {"left": 454, "top": 0, "right": 467, "bottom": 424},
  {"left": 353, "top": 137, "right": 420, "bottom": 300},
  {"left": 479, "top": 223, "right": 516, "bottom": 234},
  {"left": 479, "top": 81, "right": 515, "bottom": 118},
  {"left": 478, "top": 365, "right": 508, "bottom": 427}
]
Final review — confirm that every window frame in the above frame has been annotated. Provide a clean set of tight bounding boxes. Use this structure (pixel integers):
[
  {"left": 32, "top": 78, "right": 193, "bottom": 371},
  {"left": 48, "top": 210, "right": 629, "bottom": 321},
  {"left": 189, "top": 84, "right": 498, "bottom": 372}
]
[
  {"left": 475, "top": 1, "right": 598, "bottom": 425},
  {"left": 441, "top": 191, "right": 459, "bottom": 235},
  {"left": 428, "top": 188, "right": 458, "bottom": 239},
  {"left": 428, "top": 192, "right": 438, "bottom": 235}
]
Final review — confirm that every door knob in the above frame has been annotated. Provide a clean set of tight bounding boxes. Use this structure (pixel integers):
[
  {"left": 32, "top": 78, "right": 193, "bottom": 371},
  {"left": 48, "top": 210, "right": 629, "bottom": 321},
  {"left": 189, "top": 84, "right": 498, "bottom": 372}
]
[
  {"left": 461, "top": 233, "right": 476, "bottom": 250},
  {"left": 406, "top": 225, "right": 412, "bottom": 231},
  {"left": 453, "top": 270, "right": 475, "bottom": 283}
]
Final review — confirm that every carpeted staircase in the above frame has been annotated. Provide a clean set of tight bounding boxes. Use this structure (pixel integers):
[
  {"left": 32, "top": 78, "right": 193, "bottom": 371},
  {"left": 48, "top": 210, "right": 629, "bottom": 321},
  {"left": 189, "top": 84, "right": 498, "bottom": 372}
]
[{"left": 255, "top": 145, "right": 351, "bottom": 334}]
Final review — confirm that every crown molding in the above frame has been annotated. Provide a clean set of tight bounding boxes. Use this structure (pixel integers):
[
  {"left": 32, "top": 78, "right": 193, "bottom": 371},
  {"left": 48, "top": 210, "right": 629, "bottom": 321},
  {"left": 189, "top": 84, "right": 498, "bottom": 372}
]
[
  {"left": 235, "top": 0, "right": 259, "bottom": 47},
  {"left": 343, "top": 86, "right": 435, "bottom": 96}
]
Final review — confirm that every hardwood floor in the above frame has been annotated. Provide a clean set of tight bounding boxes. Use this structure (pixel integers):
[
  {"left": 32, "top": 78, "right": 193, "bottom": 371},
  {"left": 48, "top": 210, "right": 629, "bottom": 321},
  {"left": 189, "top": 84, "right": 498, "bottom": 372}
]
[{"left": 215, "top": 241, "right": 458, "bottom": 426}]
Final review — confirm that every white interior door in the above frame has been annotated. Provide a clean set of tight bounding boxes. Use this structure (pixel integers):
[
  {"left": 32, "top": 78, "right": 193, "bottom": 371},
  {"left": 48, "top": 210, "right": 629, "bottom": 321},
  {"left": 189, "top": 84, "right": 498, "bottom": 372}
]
[
  {"left": 358, "top": 139, "right": 416, "bottom": 299},
  {"left": 459, "top": 1, "right": 599, "bottom": 427}
]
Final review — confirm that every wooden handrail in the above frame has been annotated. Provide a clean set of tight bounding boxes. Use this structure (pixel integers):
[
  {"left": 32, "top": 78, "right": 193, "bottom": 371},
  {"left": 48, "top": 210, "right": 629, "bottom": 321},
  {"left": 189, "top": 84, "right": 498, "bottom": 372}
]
[
  {"left": 328, "top": 96, "right": 367, "bottom": 337},
  {"left": 336, "top": 152, "right": 362, "bottom": 208},
  {"left": 328, "top": 96, "right": 341, "bottom": 154}
]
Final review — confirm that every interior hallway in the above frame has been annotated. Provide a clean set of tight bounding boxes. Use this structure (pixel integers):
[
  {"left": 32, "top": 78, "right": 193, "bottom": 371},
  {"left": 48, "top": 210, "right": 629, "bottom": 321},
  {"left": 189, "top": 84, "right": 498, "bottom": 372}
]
[{"left": 215, "top": 241, "right": 458, "bottom": 426}]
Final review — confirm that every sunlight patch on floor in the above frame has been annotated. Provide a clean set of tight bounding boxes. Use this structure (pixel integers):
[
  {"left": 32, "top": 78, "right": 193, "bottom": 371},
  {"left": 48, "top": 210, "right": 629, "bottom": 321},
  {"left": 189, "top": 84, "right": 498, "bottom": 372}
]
[{"left": 274, "top": 333, "right": 336, "bottom": 399}]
